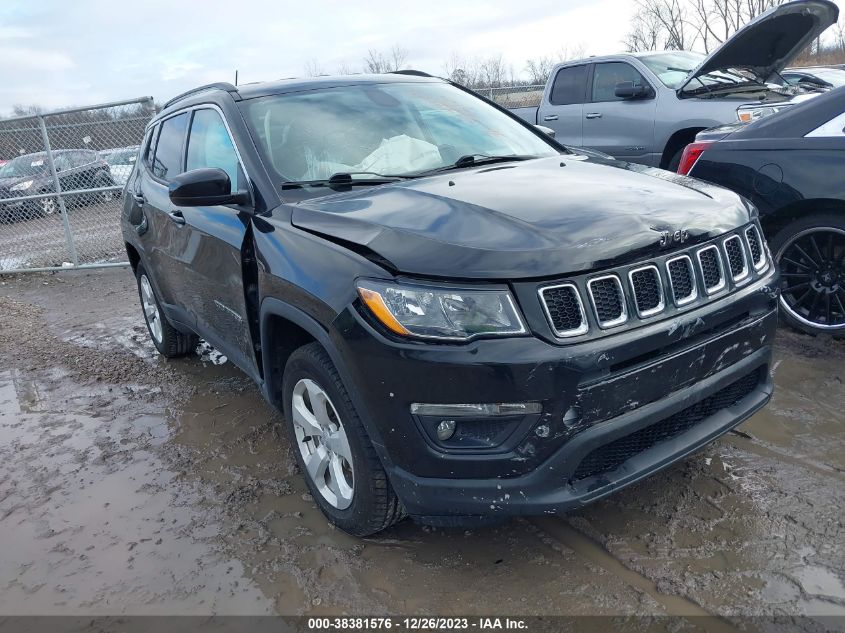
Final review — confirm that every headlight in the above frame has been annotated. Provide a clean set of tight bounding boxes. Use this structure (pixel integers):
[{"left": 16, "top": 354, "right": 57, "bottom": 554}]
[
  {"left": 736, "top": 104, "right": 790, "bottom": 123},
  {"left": 10, "top": 180, "right": 33, "bottom": 191},
  {"left": 357, "top": 280, "right": 527, "bottom": 341}
]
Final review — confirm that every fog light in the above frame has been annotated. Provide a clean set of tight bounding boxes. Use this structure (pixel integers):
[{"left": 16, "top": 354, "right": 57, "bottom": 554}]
[
  {"left": 410, "top": 402, "right": 542, "bottom": 416},
  {"left": 436, "top": 420, "right": 457, "bottom": 440}
]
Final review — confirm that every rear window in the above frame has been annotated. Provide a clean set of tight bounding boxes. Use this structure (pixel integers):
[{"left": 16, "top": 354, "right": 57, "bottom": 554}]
[
  {"left": 549, "top": 65, "right": 587, "bottom": 106},
  {"left": 151, "top": 113, "right": 188, "bottom": 180}
]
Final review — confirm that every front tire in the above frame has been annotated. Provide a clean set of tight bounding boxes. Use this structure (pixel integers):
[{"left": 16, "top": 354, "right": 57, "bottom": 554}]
[
  {"left": 282, "top": 342, "right": 405, "bottom": 536},
  {"left": 135, "top": 264, "right": 197, "bottom": 357},
  {"left": 770, "top": 213, "right": 845, "bottom": 338}
]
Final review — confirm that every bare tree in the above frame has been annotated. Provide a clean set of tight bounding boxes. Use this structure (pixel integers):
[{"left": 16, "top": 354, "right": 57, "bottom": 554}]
[
  {"left": 443, "top": 52, "right": 480, "bottom": 87},
  {"left": 335, "top": 61, "right": 356, "bottom": 75},
  {"left": 625, "top": 0, "right": 784, "bottom": 53},
  {"left": 304, "top": 58, "right": 325, "bottom": 77},
  {"left": 478, "top": 54, "right": 510, "bottom": 89},
  {"left": 524, "top": 45, "right": 587, "bottom": 84},
  {"left": 364, "top": 46, "right": 409, "bottom": 73}
]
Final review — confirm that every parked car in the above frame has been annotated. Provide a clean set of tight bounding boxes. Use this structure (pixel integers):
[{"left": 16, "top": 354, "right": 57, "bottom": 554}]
[
  {"left": 511, "top": 0, "right": 838, "bottom": 170},
  {"left": 680, "top": 86, "right": 845, "bottom": 337},
  {"left": 781, "top": 66, "right": 845, "bottom": 89},
  {"left": 0, "top": 149, "right": 115, "bottom": 221},
  {"left": 123, "top": 74, "right": 778, "bottom": 536},
  {"left": 100, "top": 146, "right": 139, "bottom": 186}
]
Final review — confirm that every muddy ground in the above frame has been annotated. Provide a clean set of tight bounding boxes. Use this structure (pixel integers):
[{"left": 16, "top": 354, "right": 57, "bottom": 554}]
[{"left": 0, "top": 268, "right": 843, "bottom": 623}]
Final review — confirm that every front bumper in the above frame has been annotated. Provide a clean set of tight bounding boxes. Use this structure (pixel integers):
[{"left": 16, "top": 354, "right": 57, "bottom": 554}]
[
  {"left": 334, "top": 269, "right": 778, "bottom": 520},
  {"left": 389, "top": 348, "right": 771, "bottom": 519}
]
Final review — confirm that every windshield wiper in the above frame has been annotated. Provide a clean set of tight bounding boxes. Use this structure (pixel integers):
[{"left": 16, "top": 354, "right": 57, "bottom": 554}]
[
  {"left": 413, "top": 154, "right": 538, "bottom": 176},
  {"left": 281, "top": 171, "right": 408, "bottom": 190}
]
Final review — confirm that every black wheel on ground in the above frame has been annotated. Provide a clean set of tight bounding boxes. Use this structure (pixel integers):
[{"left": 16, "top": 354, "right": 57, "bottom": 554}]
[
  {"left": 135, "top": 264, "right": 197, "bottom": 357},
  {"left": 94, "top": 172, "right": 116, "bottom": 204},
  {"left": 40, "top": 193, "right": 57, "bottom": 217},
  {"left": 282, "top": 342, "right": 405, "bottom": 536},
  {"left": 770, "top": 213, "right": 845, "bottom": 339}
]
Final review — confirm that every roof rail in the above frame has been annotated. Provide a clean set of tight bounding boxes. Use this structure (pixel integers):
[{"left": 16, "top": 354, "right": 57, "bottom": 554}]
[
  {"left": 391, "top": 69, "right": 432, "bottom": 77},
  {"left": 162, "top": 82, "right": 240, "bottom": 110}
]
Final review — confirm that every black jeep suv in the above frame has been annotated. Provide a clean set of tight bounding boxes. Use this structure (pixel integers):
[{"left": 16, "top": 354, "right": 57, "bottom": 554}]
[{"left": 122, "top": 74, "right": 779, "bottom": 536}]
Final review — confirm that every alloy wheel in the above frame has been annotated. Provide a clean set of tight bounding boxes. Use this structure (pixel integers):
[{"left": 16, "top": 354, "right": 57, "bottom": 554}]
[
  {"left": 140, "top": 275, "right": 163, "bottom": 344},
  {"left": 291, "top": 378, "right": 355, "bottom": 510},
  {"left": 777, "top": 227, "right": 845, "bottom": 331},
  {"left": 41, "top": 196, "right": 57, "bottom": 216}
]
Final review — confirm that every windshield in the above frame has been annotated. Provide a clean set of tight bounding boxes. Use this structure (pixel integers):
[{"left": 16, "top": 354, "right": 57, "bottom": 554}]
[
  {"left": 640, "top": 51, "right": 760, "bottom": 90},
  {"left": 789, "top": 69, "right": 845, "bottom": 88},
  {"left": 102, "top": 149, "right": 137, "bottom": 166},
  {"left": 242, "top": 81, "right": 558, "bottom": 182},
  {"left": 0, "top": 155, "right": 48, "bottom": 179}
]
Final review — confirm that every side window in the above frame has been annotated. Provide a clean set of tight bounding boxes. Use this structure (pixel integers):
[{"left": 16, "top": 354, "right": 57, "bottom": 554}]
[
  {"left": 186, "top": 109, "right": 240, "bottom": 193},
  {"left": 53, "top": 153, "right": 71, "bottom": 171},
  {"left": 151, "top": 113, "right": 188, "bottom": 180},
  {"left": 549, "top": 65, "right": 588, "bottom": 106},
  {"left": 76, "top": 150, "right": 94, "bottom": 166},
  {"left": 143, "top": 126, "right": 159, "bottom": 170},
  {"left": 592, "top": 62, "right": 650, "bottom": 102}
]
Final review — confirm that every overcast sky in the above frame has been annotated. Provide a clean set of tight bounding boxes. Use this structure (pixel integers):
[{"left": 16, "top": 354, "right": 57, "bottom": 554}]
[
  {"left": 0, "top": 0, "right": 842, "bottom": 115},
  {"left": 0, "top": 0, "right": 640, "bottom": 114}
]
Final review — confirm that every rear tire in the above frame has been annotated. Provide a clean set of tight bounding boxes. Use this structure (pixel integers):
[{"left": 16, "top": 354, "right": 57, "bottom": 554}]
[
  {"left": 282, "top": 342, "right": 405, "bottom": 536},
  {"left": 770, "top": 213, "right": 845, "bottom": 339},
  {"left": 666, "top": 147, "right": 684, "bottom": 173},
  {"left": 135, "top": 264, "right": 197, "bottom": 357}
]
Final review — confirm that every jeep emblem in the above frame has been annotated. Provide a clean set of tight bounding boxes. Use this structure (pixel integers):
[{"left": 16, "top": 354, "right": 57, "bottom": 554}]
[{"left": 658, "top": 229, "right": 689, "bottom": 248}]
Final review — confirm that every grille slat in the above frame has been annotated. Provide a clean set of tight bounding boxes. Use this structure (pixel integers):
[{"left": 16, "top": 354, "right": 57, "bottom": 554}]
[
  {"left": 666, "top": 255, "right": 697, "bottom": 306},
  {"left": 539, "top": 284, "right": 588, "bottom": 337},
  {"left": 745, "top": 226, "right": 765, "bottom": 270},
  {"left": 724, "top": 235, "right": 748, "bottom": 282},
  {"left": 571, "top": 368, "right": 762, "bottom": 482},
  {"left": 629, "top": 266, "right": 664, "bottom": 317},
  {"left": 588, "top": 276, "right": 627, "bottom": 327},
  {"left": 697, "top": 246, "right": 725, "bottom": 293}
]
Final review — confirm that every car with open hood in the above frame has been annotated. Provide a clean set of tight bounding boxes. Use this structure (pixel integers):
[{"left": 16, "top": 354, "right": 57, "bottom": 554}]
[
  {"left": 511, "top": 0, "right": 838, "bottom": 170},
  {"left": 122, "top": 73, "right": 779, "bottom": 536},
  {"left": 680, "top": 86, "right": 845, "bottom": 337}
]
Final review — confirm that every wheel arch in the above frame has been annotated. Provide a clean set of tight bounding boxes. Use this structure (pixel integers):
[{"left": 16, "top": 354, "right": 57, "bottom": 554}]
[
  {"left": 661, "top": 126, "right": 708, "bottom": 169},
  {"left": 259, "top": 297, "right": 394, "bottom": 467},
  {"left": 761, "top": 198, "right": 845, "bottom": 241}
]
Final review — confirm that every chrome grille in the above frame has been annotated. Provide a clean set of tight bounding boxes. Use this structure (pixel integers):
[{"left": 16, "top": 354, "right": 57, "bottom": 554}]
[
  {"left": 537, "top": 224, "right": 769, "bottom": 340},
  {"left": 724, "top": 235, "right": 749, "bottom": 283},
  {"left": 666, "top": 255, "right": 697, "bottom": 306},
  {"left": 539, "top": 283, "right": 588, "bottom": 337},
  {"left": 588, "top": 275, "right": 627, "bottom": 328},
  {"left": 629, "top": 265, "right": 664, "bottom": 318},
  {"left": 697, "top": 246, "right": 725, "bottom": 294}
]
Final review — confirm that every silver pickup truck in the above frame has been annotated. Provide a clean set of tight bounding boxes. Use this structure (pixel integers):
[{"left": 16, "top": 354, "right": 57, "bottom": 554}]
[{"left": 512, "top": 0, "right": 837, "bottom": 170}]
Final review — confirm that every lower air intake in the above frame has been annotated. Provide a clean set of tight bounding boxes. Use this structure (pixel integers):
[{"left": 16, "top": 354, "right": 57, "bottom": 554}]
[{"left": 570, "top": 368, "right": 762, "bottom": 482}]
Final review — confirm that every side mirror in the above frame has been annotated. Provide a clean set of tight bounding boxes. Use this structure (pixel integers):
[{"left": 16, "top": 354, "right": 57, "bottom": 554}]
[
  {"left": 168, "top": 168, "right": 249, "bottom": 207},
  {"left": 615, "top": 81, "right": 650, "bottom": 99},
  {"left": 534, "top": 125, "right": 556, "bottom": 138}
]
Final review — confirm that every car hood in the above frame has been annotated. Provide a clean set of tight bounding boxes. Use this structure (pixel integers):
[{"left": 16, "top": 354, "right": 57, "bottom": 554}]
[
  {"left": 290, "top": 156, "right": 751, "bottom": 279},
  {"left": 0, "top": 174, "right": 40, "bottom": 189},
  {"left": 679, "top": 0, "right": 839, "bottom": 94}
]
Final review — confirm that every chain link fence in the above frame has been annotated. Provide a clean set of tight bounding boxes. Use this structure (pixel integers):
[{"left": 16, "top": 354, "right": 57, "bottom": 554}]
[
  {"left": 485, "top": 84, "right": 545, "bottom": 108},
  {"left": 0, "top": 97, "right": 155, "bottom": 273}
]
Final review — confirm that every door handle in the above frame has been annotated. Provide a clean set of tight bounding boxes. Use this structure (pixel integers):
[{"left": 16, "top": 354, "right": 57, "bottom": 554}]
[
  {"left": 543, "top": 114, "right": 559, "bottom": 121},
  {"left": 586, "top": 113, "right": 602, "bottom": 119},
  {"left": 132, "top": 193, "right": 145, "bottom": 205},
  {"left": 167, "top": 210, "right": 186, "bottom": 225}
]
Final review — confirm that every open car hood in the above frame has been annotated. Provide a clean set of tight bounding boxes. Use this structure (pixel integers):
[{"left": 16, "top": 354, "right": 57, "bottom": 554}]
[{"left": 679, "top": 0, "right": 839, "bottom": 94}]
